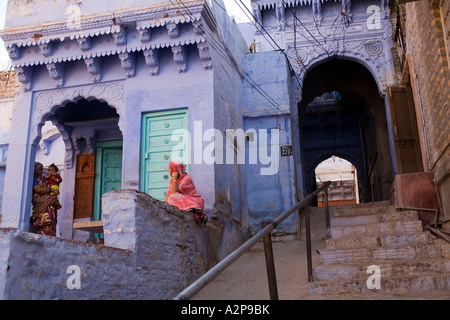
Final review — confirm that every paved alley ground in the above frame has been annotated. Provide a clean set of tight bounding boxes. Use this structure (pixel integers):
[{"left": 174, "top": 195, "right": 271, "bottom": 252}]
[{"left": 192, "top": 236, "right": 450, "bottom": 300}]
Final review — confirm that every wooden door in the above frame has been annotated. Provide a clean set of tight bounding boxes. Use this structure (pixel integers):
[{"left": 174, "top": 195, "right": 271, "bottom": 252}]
[
  {"left": 141, "top": 109, "right": 188, "bottom": 201},
  {"left": 73, "top": 154, "right": 96, "bottom": 219},
  {"left": 387, "top": 87, "right": 424, "bottom": 174}
]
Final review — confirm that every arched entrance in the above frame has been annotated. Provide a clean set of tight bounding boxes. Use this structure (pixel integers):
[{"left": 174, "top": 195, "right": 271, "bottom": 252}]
[
  {"left": 315, "top": 155, "right": 359, "bottom": 207},
  {"left": 299, "top": 58, "right": 394, "bottom": 202},
  {"left": 34, "top": 96, "right": 123, "bottom": 240}
]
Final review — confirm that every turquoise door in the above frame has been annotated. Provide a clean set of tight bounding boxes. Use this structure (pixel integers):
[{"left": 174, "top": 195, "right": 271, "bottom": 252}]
[
  {"left": 141, "top": 109, "right": 188, "bottom": 201},
  {"left": 93, "top": 140, "right": 123, "bottom": 223}
]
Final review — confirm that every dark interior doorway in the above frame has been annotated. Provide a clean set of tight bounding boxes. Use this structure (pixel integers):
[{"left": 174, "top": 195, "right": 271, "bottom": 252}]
[{"left": 299, "top": 59, "right": 394, "bottom": 203}]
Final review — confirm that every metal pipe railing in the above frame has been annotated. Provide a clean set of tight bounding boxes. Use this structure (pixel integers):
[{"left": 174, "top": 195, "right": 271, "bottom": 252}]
[
  {"left": 261, "top": 221, "right": 278, "bottom": 300},
  {"left": 173, "top": 181, "right": 331, "bottom": 300}
]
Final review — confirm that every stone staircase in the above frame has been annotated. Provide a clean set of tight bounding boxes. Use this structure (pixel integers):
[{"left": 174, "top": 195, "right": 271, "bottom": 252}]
[{"left": 310, "top": 201, "right": 450, "bottom": 298}]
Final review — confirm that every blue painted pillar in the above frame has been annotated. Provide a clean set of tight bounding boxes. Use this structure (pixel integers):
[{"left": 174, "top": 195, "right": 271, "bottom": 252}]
[
  {"left": 120, "top": 83, "right": 141, "bottom": 191},
  {"left": 383, "top": 93, "right": 398, "bottom": 174},
  {"left": 0, "top": 91, "right": 34, "bottom": 231}
]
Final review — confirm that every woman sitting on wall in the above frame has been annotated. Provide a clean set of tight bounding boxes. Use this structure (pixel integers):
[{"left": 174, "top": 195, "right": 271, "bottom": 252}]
[
  {"left": 31, "top": 162, "right": 61, "bottom": 236},
  {"left": 164, "top": 161, "right": 207, "bottom": 225}
]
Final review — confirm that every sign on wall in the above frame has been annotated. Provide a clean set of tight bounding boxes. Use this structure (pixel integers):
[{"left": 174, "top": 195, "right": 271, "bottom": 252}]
[{"left": 280, "top": 145, "right": 293, "bottom": 157}]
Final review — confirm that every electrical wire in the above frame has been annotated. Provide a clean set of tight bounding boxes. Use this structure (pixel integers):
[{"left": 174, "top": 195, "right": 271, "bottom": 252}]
[
  {"left": 169, "top": 0, "right": 287, "bottom": 112},
  {"left": 234, "top": 0, "right": 305, "bottom": 92},
  {"left": 247, "top": 1, "right": 354, "bottom": 68},
  {"left": 282, "top": 0, "right": 331, "bottom": 58},
  {"left": 170, "top": 1, "right": 358, "bottom": 114}
]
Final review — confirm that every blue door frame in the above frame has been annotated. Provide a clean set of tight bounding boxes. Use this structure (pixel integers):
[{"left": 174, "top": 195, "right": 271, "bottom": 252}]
[{"left": 140, "top": 109, "right": 188, "bottom": 201}]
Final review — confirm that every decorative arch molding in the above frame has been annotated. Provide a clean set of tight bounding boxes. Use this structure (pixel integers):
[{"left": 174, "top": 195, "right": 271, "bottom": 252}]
[
  {"left": 288, "top": 39, "right": 395, "bottom": 101},
  {"left": 304, "top": 150, "right": 368, "bottom": 201},
  {"left": 31, "top": 81, "right": 125, "bottom": 168},
  {"left": 307, "top": 151, "right": 364, "bottom": 182}
]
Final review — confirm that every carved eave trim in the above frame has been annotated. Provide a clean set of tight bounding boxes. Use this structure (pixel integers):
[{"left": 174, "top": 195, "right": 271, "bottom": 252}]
[
  {"left": 166, "top": 22, "right": 180, "bottom": 38},
  {"left": 0, "top": 1, "right": 207, "bottom": 47},
  {"left": 39, "top": 41, "right": 54, "bottom": 57},
  {"left": 136, "top": 13, "right": 201, "bottom": 31},
  {"left": 84, "top": 57, "right": 102, "bottom": 83},
  {"left": 118, "top": 52, "right": 136, "bottom": 78},
  {"left": 7, "top": 44, "right": 21, "bottom": 60},
  {"left": 197, "top": 42, "right": 213, "bottom": 70},
  {"left": 10, "top": 37, "right": 206, "bottom": 68},
  {"left": 253, "top": 0, "right": 343, "bottom": 10},
  {"left": 112, "top": 25, "right": 127, "bottom": 46},
  {"left": 1, "top": 0, "right": 218, "bottom": 74},
  {"left": 46, "top": 62, "right": 65, "bottom": 88},
  {"left": 171, "top": 45, "right": 187, "bottom": 73},
  {"left": 15, "top": 66, "right": 32, "bottom": 91},
  {"left": 143, "top": 49, "right": 160, "bottom": 76},
  {"left": 77, "top": 37, "right": 92, "bottom": 51},
  {"left": 2, "top": 26, "right": 123, "bottom": 48},
  {"left": 137, "top": 26, "right": 152, "bottom": 43}
]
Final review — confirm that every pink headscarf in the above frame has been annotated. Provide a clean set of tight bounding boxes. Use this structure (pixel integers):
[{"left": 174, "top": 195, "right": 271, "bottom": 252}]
[
  {"left": 166, "top": 161, "right": 204, "bottom": 211},
  {"left": 169, "top": 161, "right": 188, "bottom": 183}
]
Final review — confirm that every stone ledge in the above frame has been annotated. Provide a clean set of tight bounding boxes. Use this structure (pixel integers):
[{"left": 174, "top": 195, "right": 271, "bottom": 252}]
[
  {"left": 0, "top": 189, "right": 249, "bottom": 299},
  {"left": 73, "top": 220, "right": 103, "bottom": 233}
]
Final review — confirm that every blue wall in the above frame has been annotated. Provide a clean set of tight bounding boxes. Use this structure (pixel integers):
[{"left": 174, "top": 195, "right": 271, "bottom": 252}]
[{"left": 241, "top": 51, "right": 297, "bottom": 234}]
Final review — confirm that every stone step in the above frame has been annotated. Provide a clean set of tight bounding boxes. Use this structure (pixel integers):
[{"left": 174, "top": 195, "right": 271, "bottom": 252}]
[
  {"left": 380, "top": 211, "right": 419, "bottom": 222},
  {"left": 330, "top": 214, "right": 380, "bottom": 227},
  {"left": 314, "top": 259, "right": 450, "bottom": 281},
  {"left": 329, "top": 200, "right": 392, "bottom": 212},
  {"left": 325, "top": 231, "right": 430, "bottom": 250},
  {"left": 309, "top": 273, "right": 450, "bottom": 295},
  {"left": 309, "top": 290, "right": 450, "bottom": 300},
  {"left": 326, "top": 236, "right": 381, "bottom": 249},
  {"left": 309, "top": 201, "right": 450, "bottom": 298},
  {"left": 319, "top": 244, "right": 443, "bottom": 265},
  {"left": 381, "top": 232, "right": 431, "bottom": 247},
  {"left": 331, "top": 205, "right": 397, "bottom": 218},
  {"left": 330, "top": 210, "right": 419, "bottom": 227},
  {"left": 330, "top": 220, "right": 423, "bottom": 239}
]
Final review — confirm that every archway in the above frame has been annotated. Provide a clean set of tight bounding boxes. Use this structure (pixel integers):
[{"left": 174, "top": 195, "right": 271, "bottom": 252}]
[
  {"left": 315, "top": 155, "right": 359, "bottom": 207},
  {"left": 299, "top": 59, "right": 393, "bottom": 203},
  {"left": 33, "top": 97, "right": 122, "bottom": 240}
]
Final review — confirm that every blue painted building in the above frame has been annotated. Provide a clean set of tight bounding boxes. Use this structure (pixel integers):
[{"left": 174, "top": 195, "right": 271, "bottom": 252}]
[
  {"left": 1, "top": 0, "right": 448, "bottom": 300},
  {"left": 0, "top": 0, "right": 401, "bottom": 240}
]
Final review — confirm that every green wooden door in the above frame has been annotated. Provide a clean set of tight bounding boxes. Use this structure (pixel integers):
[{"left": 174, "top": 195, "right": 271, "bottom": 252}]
[
  {"left": 141, "top": 109, "right": 188, "bottom": 201},
  {"left": 94, "top": 140, "right": 123, "bottom": 222}
]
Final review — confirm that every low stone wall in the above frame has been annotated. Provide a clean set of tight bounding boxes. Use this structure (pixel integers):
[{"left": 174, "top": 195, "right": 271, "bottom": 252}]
[
  {"left": 0, "top": 190, "right": 248, "bottom": 299},
  {"left": 0, "top": 228, "right": 136, "bottom": 299}
]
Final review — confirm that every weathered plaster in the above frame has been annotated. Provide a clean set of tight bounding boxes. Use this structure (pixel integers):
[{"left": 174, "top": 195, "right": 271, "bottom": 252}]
[
  {"left": 0, "top": 188, "right": 248, "bottom": 299},
  {"left": 0, "top": 0, "right": 228, "bottom": 237},
  {"left": 252, "top": 0, "right": 397, "bottom": 96}
]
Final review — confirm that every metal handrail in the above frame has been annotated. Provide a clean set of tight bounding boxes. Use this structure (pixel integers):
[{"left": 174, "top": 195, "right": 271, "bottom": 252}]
[{"left": 173, "top": 181, "right": 332, "bottom": 300}]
